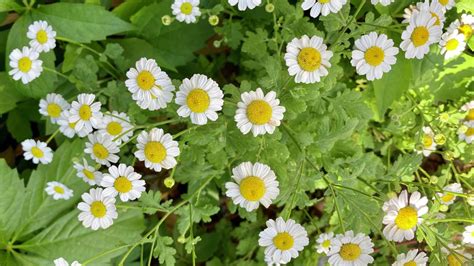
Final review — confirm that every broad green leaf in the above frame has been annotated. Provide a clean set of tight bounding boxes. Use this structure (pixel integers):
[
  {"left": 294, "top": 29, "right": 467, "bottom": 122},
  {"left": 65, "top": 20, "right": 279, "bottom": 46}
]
[
  {"left": 31, "top": 2, "right": 134, "bottom": 43},
  {"left": 0, "top": 72, "right": 24, "bottom": 115},
  {"left": 6, "top": 108, "right": 32, "bottom": 141},
  {"left": 0, "top": 0, "right": 23, "bottom": 12},
  {"left": 112, "top": 0, "right": 153, "bottom": 20}
]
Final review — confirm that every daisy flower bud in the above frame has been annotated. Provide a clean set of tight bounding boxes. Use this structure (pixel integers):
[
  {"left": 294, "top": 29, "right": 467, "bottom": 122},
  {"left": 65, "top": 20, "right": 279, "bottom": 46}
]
[
  {"left": 162, "top": 15, "right": 172, "bottom": 25},
  {"left": 208, "top": 15, "right": 219, "bottom": 26},
  {"left": 164, "top": 177, "right": 175, "bottom": 188},
  {"left": 265, "top": 3, "right": 274, "bottom": 13},
  {"left": 434, "top": 134, "right": 446, "bottom": 145}
]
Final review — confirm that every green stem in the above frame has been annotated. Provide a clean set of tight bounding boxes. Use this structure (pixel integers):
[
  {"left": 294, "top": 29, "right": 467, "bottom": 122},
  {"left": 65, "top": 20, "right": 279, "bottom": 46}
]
[
  {"left": 428, "top": 218, "right": 474, "bottom": 223},
  {"left": 189, "top": 203, "right": 196, "bottom": 266},
  {"left": 45, "top": 128, "right": 61, "bottom": 144},
  {"left": 285, "top": 160, "right": 305, "bottom": 220},
  {"left": 43, "top": 67, "right": 71, "bottom": 82},
  {"left": 82, "top": 244, "right": 132, "bottom": 265},
  {"left": 331, "top": 0, "right": 367, "bottom": 48}
]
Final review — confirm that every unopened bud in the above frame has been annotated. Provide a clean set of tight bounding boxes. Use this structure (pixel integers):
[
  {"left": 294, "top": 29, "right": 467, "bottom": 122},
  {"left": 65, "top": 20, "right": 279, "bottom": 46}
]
[
  {"left": 164, "top": 177, "right": 175, "bottom": 188},
  {"left": 439, "top": 112, "right": 449, "bottom": 122},
  {"left": 439, "top": 204, "right": 449, "bottom": 212},
  {"left": 434, "top": 134, "right": 446, "bottom": 145},
  {"left": 208, "top": 15, "right": 219, "bottom": 26},
  {"left": 265, "top": 3, "right": 275, "bottom": 13},
  {"left": 162, "top": 15, "right": 172, "bottom": 26}
]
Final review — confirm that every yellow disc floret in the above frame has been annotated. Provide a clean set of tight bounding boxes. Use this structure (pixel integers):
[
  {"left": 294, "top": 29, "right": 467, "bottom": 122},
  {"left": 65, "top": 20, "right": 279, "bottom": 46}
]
[
  {"left": 79, "top": 105, "right": 92, "bottom": 120},
  {"left": 47, "top": 103, "right": 62, "bottom": 118},
  {"left": 137, "top": 71, "right": 155, "bottom": 90},
  {"left": 297, "top": 47, "right": 321, "bottom": 72},
  {"left": 445, "top": 38, "right": 459, "bottom": 51},
  {"left": 90, "top": 201, "right": 107, "bottom": 218},
  {"left": 36, "top": 30, "right": 48, "bottom": 44},
  {"left": 339, "top": 243, "right": 362, "bottom": 261},
  {"left": 239, "top": 176, "right": 266, "bottom": 201},
  {"left": 144, "top": 141, "right": 167, "bottom": 163},
  {"left": 273, "top": 232, "right": 294, "bottom": 251},
  {"left": 186, "top": 89, "right": 210, "bottom": 113},
  {"left": 411, "top": 27, "right": 430, "bottom": 47},
  {"left": 31, "top": 147, "right": 44, "bottom": 158},
  {"left": 54, "top": 186, "right": 65, "bottom": 194},
  {"left": 18, "top": 57, "right": 32, "bottom": 73},
  {"left": 114, "top": 176, "right": 133, "bottom": 193},
  {"left": 246, "top": 100, "right": 272, "bottom": 125},
  {"left": 92, "top": 143, "right": 109, "bottom": 160},
  {"left": 106, "top": 121, "right": 123, "bottom": 136},
  {"left": 180, "top": 2, "right": 193, "bottom": 15},
  {"left": 364, "top": 46, "right": 385, "bottom": 66},
  {"left": 395, "top": 206, "right": 418, "bottom": 230}
]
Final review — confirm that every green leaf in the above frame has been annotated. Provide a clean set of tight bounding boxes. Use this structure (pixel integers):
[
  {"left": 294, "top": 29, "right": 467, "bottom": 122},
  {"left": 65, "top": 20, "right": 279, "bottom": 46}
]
[
  {"left": 32, "top": 2, "right": 134, "bottom": 43},
  {"left": 0, "top": 72, "right": 24, "bottom": 115},
  {"left": 372, "top": 55, "right": 412, "bottom": 118},
  {"left": 6, "top": 108, "right": 32, "bottom": 141},
  {"left": 0, "top": 0, "right": 23, "bottom": 12},
  {"left": 153, "top": 236, "right": 176, "bottom": 266}
]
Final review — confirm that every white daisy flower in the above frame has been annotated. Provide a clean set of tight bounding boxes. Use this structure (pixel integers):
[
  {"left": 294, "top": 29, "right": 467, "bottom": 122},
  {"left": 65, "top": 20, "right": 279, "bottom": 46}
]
[
  {"left": 316, "top": 232, "right": 334, "bottom": 255},
  {"left": 459, "top": 121, "right": 474, "bottom": 144},
  {"left": 258, "top": 217, "right": 309, "bottom": 265},
  {"left": 77, "top": 188, "right": 117, "bottom": 230},
  {"left": 84, "top": 132, "right": 120, "bottom": 166},
  {"left": 45, "top": 181, "right": 73, "bottom": 200},
  {"left": 417, "top": 126, "right": 437, "bottom": 157},
  {"left": 27, "top": 20, "right": 56, "bottom": 53},
  {"left": 38, "top": 93, "right": 70, "bottom": 124},
  {"left": 8, "top": 46, "right": 43, "bottom": 84},
  {"left": 175, "top": 74, "right": 224, "bottom": 125},
  {"left": 21, "top": 139, "right": 53, "bottom": 164},
  {"left": 461, "top": 100, "right": 474, "bottom": 121},
  {"left": 370, "top": 0, "right": 393, "bottom": 6},
  {"left": 382, "top": 190, "right": 428, "bottom": 242},
  {"left": 225, "top": 162, "right": 279, "bottom": 212},
  {"left": 134, "top": 128, "right": 180, "bottom": 172},
  {"left": 392, "top": 249, "right": 428, "bottom": 266},
  {"left": 351, "top": 32, "right": 399, "bottom": 81},
  {"left": 171, "top": 0, "right": 201, "bottom": 24},
  {"left": 462, "top": 225, "right": 474, "bottom": 244},
  {"left": 448, "top": 14, "right": 474, "bottom": 41},
  {"left": 73, "top": 158, "right": 103, "bottom": 186},
  {"left": 284, "top": 35, "right": 333, "bottom": 84},
  {"left": 416, "top": 0, "right": 446, "bottom": 28},
  {"left": 97, "top": 111, "right": 133, "bottom": 145},
  {"left": 327, "top": 230, "right": 374, "bottom": 266},
  {"left": 57, "top": 110, "right": 88, "bottom": 138},
  {"left": 441, "top": 244, "right": 472, "bottom": 265},
  {"left": 436, "top": 183, "right": 463, "bottom": 205},
  {"left": 301, "top": 0, "right": 347, "bottom": 18},
  {"left": 400, "top": 11, "right": 442, "bottom": 59},
  {"left": 402, "top": 5, "right": 417, "bottom": 24},
  {"left": 101, "top": 164, "right": 146, "bottom": 202},
  {"left": 125, "top": 57, "right": 175, "bottom": 111},
  {"left": 53, "top": 257, "right": 81, "bottom": 266},
  {"left": 227, "top": 0, "right": 261, "bottom": 11},
  {"left": 68, "top": 93, "right": 102, "bottom": 135},
  {"left": 439, "top": 30, "right": 466, "bottom": 60},
  {"left": 234, "top": 88, "right": 285, "bottom": 137},
  {"left": 433, "top": 0, "right": 455, "bottom": 10}
]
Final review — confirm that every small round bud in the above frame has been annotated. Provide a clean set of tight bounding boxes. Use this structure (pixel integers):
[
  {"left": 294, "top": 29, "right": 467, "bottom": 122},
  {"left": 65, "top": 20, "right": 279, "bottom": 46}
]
[
  {"left": 386, "top": 192, "right": 397, "bottom": 199},
  {"left": 162, "top": 15, "right": 172, "bottom": 26},
  {"left": 213, "top": 40, "right": 221, "bottom": 48},
  {"left": 439, "top": 204, "right": 449, "bottom": 212},
  {"left": 443, "top": 151, "right": 455, "bottom": 161},
  {"left": 177, "top": 235, "right": 186, "bottom": 243},
  {"left": 434, "top": 134, "right": 446, "bottom": 145},
  {"left": 430, "top": 175, "right": 438, "bottom": 184},
  {"left": 390, "top": 114, "right": 400, "bottom": 122},
  {"left": 164, "top": 177, "right": 175, "bottom": 188},
  {"left": 439, "top": 112, "right": 449, "bottom": 122},
  {"left": 265, "top": 3, "right": 275, "bottom": 13},
  {"left": 208, "top": 15, "right": 219, "bottom": 26}
]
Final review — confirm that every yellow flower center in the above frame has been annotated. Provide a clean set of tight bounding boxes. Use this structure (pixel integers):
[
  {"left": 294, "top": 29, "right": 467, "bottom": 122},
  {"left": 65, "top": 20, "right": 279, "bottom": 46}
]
[
  {"left": 79, "top": 105, "right": 92, "bottom": 120},
  {"left": 246, "top": 100, "right": 272, "bottom": 125},
  {"left": 395, "top": 206, "right": 418, "bottom": 230},
  {"left": 411, "top": 26, "right": 430, "bottom": 47},
  {"left": 18, "top": 57, "right": 32, "bottom": 73},
  {"left": 137, "top": 71, "right": 155, "bottom": 90},
  {"left": 445, "top": 38, "right": 459, "bottom": 51},
  {"left": 364, "top": 46, "right": 385, "bottom": 66},
  {"left": 53, "top": 186, "right": 65, "bottom": 194},
  {"left": 339, "top": 243, "right": 362, "bottom": 261},
  {"left": 404, "top": 261, "right": 417, "bottom": 266},
  {"left": 36, "top": 29, "right": 48, "bottom": 44},
  {"left": 47, "top": 103, "right": 62, "bottom": 118},
  {"left": 83, "top": 169, "right": 95, "bottom": 180},
  {"left": 31, "top": 147, "right": 44, "bottom": 158},
  {"left": 144, "top": 141, "right": 167, "bottom": 163},
  {"left": 322, "top": 239, "right": 331, "bottom": 248},
  {"left": 422, "top": 134, "right": 433, "bottom": 148},
  {"left": 106, "top": 121, "right": 123, "bottom": 136},
  {"left": 438, "top": 0, "right": 448, "bottom": 5},
  {"left": 114, "top": 176, "right": 132, "bottom": 193},
  {"left": 273, "top": 232, "right": 294, "bottom": 251},
  {"left": 92, "top": 143, "right": 109, "bottom": 160},
  {"left": 441, "top": 193, "right": 454, "bottom": 203},
  {"left": 239, "top": 176, "right": 266, "bottom": 201},
  {"left": 180, "top": 2, "right": 193, "bottom": 15},
  {"left": 465, "top": 127, "right": 474, "bottom": 136},
  {"left": 431, "top": 12, "right": 441, "bottom": 26},
  {"left": 90, "top": 201, "right": 107, "bottom": 218},
  {"left": 459, "top": 24, "right": 473, "bottom": 40},
  {"left": 447, "top": 254, "right": 464, "bottom": 266},
  {"left": 319, "top": 0, "right": 331, "bottom": 3},
  {"left": 186, "top": 89, "right": 210, "bottom": 113},
  {"left": 297, "top": 47, "right": 321, "bottom": 72},
  {"left": 465, "top": 109, "right": 474, "bottom": 120},
  {"left": 69, "top": 121, "right": 77, "bottom": 129}
]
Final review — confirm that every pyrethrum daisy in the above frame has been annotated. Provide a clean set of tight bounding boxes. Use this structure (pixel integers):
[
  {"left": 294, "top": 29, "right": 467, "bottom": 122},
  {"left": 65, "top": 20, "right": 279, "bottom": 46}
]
[
  {"left": 84, "top": 132, "right": 120, "bottom": 166},
  {"left": 351, "top": 32, "right": 399, "bottom": 81},
  {"left": 462, "top": 225, "right": 474, "bottom": 244},
  {"left": 417, "top": 126, "right": 437, "bottom": 157},
  {"left": 68, "top": 93, "right": 102, "bottom": 135},
  {"left": 57, "top": 110, "right": 89, "bottom": 138},
  {"left": 225, "top": 162, "right": 279, "bottom": 212},
  {"left": 27, "top": 20, "right": 56, "bottom": 52},
  {"left": 258, "top": 217, "right": 309, "bottom": 264},
  {"left": 327, "top": 230, "right": 374, "bottom": 265},
  {"left": 433, "top": 0, "right": 455, "bottom": 10},
  {"left": 392, "top": 249, "right": 428, "bottom": 266},
  {"left": 73, "top": 158, "right": 103, "bottom": 186},
  {"left": 460, "top": 100, "right": 474, "bottom": 121},
  {"left": 315, "top": 232, "right": 334, "bottom": 255},
  {"left": 436, "top": 183, "right": 462, "bottom": 205},
  {"left": 125, "top": 58, "right": 175, "bottom": 111},
  {"left": 439, "top": 29, "right": 466, "bottom": 60},
  {"left": 97, "top": 111, "right": 133, "bottom": 145},
  {"left": 447, "top": 14, "right": 474, "bottom": 41},
  {"left": 175, "top": 74, "right": 224, "bottom": 125},
  {"left": 45, "top": 181, "right": 73, "bottom": 200},
  {"left": 417, "top": 0, "right": 446, "bottom": 27},
  {"left": 234, "top": 88, "right": 285, "bottom": 136},
  {"left": 8, "top": 46, "right": 43, "bottom": 84},
  {"left": 171, "top": 0, "right": 201, "bottom": 24},
  {"left": 284, "top": 35, "right": 333, "bottom": 84},
  {"left": 227, "top": 0, "right": 261, "bottom": 11},
  {"left": 441, "top": 244, "right": 472, "bottom": 265},
  {"left": 134, "top": 128, "right": 180, "bottom": 172},
  {"left": 101, "top": 164, "right": 146, "bottom": 202},
  {"left": 77, "top": 188, "right": 117, "bottom": 230},
  {"left": 382, "top": 190, "right": 428, "bottom": 242},
  {"left": 21, "top": 139, "right": 53, "bottom": 165},
  {"left": 400, "top": 11, "right": 442, "bottom": 59},
  {"left": 458, "top": 121, "right": 474, "bottom": 144},
  {"left": 39, "top": 93, "right": 70, "bottom": 124},
  {"left": 301, "top": 0, "right": 348, "bottom": 18}
]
